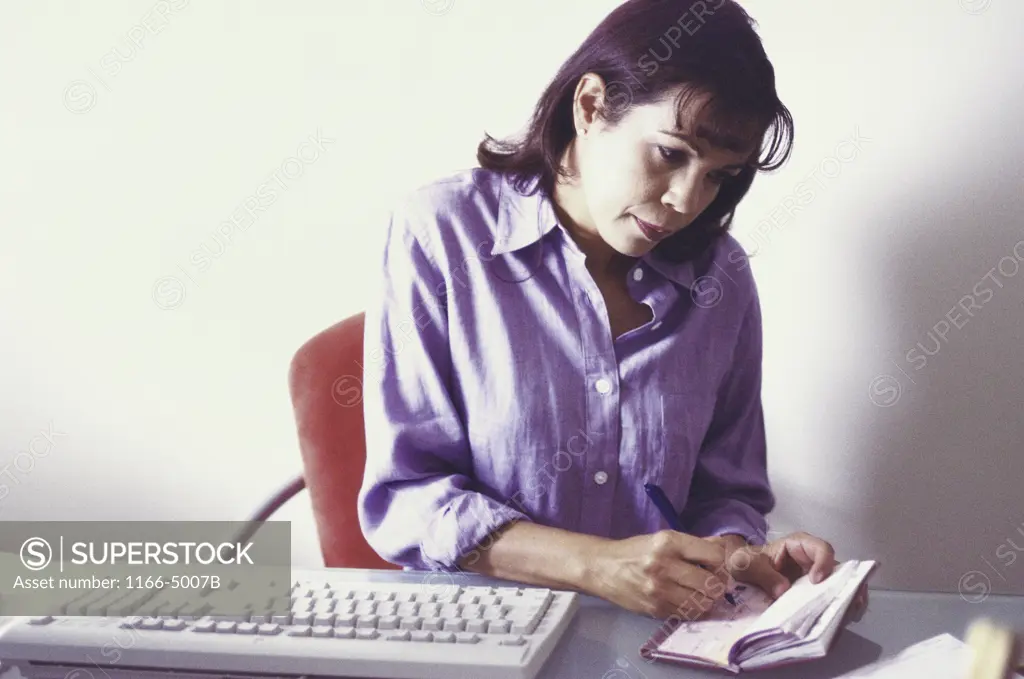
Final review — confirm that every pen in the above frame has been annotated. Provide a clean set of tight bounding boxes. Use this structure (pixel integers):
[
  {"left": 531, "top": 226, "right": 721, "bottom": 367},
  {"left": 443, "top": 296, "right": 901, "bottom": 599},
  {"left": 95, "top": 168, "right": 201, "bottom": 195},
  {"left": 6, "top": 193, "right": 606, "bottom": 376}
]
[{"left": 643, "top": 482, "right": 737, "bottom": 606}]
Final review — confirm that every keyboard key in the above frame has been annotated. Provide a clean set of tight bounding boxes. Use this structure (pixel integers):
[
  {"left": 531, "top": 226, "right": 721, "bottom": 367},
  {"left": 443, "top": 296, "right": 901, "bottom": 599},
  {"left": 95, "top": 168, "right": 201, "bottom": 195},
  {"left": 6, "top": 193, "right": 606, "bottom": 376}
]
[
  {"left": 192, "top": 620, "right": 216, "bottom": 633},
  {"left": 334, "top": 613, "right": 357, "bottom": 627},
  {"left": 466, "top": 620, "right": 488, "bottom": 633},
  {"left": 396, "top": 603, "right": 420, "bottom": 617},
  {"left": 86, "top": 590, "right": 136, "bottom": 616},
  {"left": 214, "top": 622, "right": 236, "bottom": 634},
  {"left": 236, "top": 622, "right": 258, "bottom": 635},
  {"left": 432, "top": 631, "right": 455, "bottom": 643},
  {"left": 410, "top": 630, "right": 433, "bottom": 643},
  {"left": 287, "top": 626, "right": 311, "bottom": 637},
  {"left": 399, "top": 617, "right": 422, "bottom": 630},
  {"left": 257, "top": 624, "right": 282, "bottom": 635},
  {"left": 510, "top": 620, "right": 536, "bottom": 635},
  {"left": 270, "top": 614, "right": 291, "bottom": 625},
  {"left": 291, "top": 613, "right": 314, "bottom": 625},
  {"left": 482, "top": 606, "right": 506, "bottom": 620},
  {"left": 311, "top": 625, "right": 333, "bottom": 638},
  {"left": 162, "top": 620, "right": 187, "bottom": 631},
  {"left": 377, "top": 615, "right": 400, "bottom": 630},
  {"left": 266, "top": 596, "right": 291, "bottom": 611},
  {"left": 313, "top": 613, "right": 336, "bottom": 626},
  {"left": 333, "top": 626, "right": 355, "bottom": 639},
  {"left": 355, "top": 629, "right": 379, "bottom": 640},
  {"left": 291, "top": 597, "right": 315, "bottom": 612},
  {"left": 461, "top": 604, "right": 484, "bottom": 619},
  {"left": 488, "top": 620, "right": 512, "bottom": 634},
  {"left": 442, "top": 619, "right": 465, "bottom": 632},
  {"left": 386, "top": 631, "right": 410, "bottom": 641},
  {"left": 140, "top": 618, "right": 163, "bottom": 630},
  {"left": 421, "top": 618, "right": 444, "bottom": 631},
  {"left": 375, "top": 602, "right": 398, "bottom": 617},
  {"left": 510, "top": 606, "right": 542, "bottom": 620},
  {"left": 499, "top": 635, "right": 527, "bottom": 646},
  {"left": 355, "top": 615, "right": 379, "bottom": 629},
  {"left": 177, "top": 603, "right": 213, "bottom": 619},
  {"left": 439, "top": 604, "right": 462, "bottom": 618},
  {"left": 109, "top": 589, "right": 160, "bottom": 616},
  {"left": 456, "top": 633, "right": 481, "bottom": 644},
  {"left": 354, "top": 601, "right": 377, "bottom": 615}
]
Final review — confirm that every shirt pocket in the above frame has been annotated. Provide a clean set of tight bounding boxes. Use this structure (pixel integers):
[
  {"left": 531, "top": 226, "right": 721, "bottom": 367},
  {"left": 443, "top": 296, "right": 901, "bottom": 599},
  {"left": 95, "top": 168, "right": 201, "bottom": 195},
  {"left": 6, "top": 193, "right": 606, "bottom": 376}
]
[{"left": 658, "top": 394, "right": 702, "bottom": 487}]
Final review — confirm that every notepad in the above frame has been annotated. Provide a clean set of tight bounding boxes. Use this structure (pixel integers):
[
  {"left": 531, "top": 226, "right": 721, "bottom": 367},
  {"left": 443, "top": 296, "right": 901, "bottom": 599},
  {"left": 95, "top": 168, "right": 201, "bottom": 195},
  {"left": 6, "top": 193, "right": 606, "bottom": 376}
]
[{"left": 640, "top": 559, "right": 878, "bottom": 673}]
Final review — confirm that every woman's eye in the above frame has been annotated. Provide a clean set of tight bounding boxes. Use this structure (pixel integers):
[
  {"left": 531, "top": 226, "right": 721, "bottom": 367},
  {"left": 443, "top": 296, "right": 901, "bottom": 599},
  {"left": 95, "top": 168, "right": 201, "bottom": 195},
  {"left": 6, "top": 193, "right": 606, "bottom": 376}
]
[
  {"left": 657, "top": 145, "right": 737, "bottom": 184},
  {"left": 657, "top": 145, "right": 685, "bottom": 163}
]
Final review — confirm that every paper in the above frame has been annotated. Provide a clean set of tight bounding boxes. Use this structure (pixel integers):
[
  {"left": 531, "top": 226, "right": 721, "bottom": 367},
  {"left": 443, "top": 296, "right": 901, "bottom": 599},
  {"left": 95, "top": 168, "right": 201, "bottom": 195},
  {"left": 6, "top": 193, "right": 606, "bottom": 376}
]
[
  {"left": 745, "top": 561, "right": 857, "bottom": 638},
  {"left": 654, "top": 582, "right": 775, "bottom": 665},
  {"left": 646, "top": 559, "right": 879, "bottom": 671},
  {"left": 836, "top": 633, "right": 1024, "bottom": 679}
]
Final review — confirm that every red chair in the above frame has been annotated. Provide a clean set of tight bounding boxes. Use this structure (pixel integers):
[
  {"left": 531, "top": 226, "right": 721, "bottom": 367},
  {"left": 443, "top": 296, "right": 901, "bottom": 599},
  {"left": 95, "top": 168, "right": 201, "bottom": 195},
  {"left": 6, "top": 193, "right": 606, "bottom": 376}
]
[{"left": 238, "top": 313, "right": 399, "bottom": 570}]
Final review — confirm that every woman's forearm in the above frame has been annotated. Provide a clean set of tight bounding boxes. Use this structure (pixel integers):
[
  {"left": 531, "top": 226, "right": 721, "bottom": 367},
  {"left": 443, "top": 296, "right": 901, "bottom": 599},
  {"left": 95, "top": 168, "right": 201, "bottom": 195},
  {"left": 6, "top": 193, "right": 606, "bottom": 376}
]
[{"left": 456, "top": 520, "right": 611, "bottom": 595}]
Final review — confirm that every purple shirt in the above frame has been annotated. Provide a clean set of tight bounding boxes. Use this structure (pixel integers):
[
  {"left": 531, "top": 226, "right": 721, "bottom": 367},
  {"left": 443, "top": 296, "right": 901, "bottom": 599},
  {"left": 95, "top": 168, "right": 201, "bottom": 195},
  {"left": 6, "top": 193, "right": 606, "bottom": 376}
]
[{"left": 357, "top": 168, "right": 775, "bottom": 572}]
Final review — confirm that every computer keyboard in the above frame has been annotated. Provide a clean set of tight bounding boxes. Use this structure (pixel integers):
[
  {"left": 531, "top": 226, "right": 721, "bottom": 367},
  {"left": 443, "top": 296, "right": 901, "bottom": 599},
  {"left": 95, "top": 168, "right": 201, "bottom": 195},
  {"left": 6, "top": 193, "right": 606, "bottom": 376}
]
[{"left": 0, "top": 568, "right": 580, "bottom": 679}]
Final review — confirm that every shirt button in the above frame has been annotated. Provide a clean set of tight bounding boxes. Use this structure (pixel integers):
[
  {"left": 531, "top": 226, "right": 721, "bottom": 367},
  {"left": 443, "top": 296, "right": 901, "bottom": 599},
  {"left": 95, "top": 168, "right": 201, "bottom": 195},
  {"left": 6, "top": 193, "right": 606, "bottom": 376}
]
[
  {"left": 632, "top": 268, "right": 644, "bottom": 282},
  {"left": 594, "top": 378, "right": 611, "bottom": 394},
  {"left": 593, "top": 471, "right": 608, "bottom": 485}
]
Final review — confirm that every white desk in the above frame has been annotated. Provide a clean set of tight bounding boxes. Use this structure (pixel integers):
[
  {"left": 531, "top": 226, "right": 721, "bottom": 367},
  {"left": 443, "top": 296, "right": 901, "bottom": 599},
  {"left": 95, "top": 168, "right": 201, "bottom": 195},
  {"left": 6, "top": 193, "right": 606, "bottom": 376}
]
[{"left": 1, "top": 567, "right": 1022, "bottom": 678}]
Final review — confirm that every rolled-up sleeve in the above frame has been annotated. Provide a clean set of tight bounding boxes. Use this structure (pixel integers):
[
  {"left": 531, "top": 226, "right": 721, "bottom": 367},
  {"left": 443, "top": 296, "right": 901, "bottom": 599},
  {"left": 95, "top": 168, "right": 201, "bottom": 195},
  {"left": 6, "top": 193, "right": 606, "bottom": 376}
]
[
  {"left": 357, "top": 197, "right": 529, "bottom": 571},
  {"left": 680, "top": 293, "right": 776, "bottom": 547}
]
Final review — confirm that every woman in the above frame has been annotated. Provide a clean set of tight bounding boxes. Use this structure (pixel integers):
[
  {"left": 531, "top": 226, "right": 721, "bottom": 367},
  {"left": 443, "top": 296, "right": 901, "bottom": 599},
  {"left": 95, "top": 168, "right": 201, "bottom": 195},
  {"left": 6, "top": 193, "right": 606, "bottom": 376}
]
[{"left": 357, "top": 0, "right": 869, "bottom": 622}]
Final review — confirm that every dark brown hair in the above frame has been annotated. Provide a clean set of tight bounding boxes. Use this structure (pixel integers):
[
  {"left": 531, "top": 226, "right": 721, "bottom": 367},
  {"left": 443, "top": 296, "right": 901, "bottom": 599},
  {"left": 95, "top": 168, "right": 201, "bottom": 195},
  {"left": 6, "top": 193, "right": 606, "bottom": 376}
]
[{"left": 477, "top": 0, "right": 793, "bottom": 262}]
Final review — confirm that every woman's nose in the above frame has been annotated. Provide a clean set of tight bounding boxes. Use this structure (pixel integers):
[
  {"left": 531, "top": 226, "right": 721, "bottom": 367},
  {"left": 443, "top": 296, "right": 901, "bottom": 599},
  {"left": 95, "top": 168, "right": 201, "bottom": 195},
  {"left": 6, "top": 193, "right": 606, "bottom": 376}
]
[{"left": 662, "top": 175, "right": 704, "bottom": 216}]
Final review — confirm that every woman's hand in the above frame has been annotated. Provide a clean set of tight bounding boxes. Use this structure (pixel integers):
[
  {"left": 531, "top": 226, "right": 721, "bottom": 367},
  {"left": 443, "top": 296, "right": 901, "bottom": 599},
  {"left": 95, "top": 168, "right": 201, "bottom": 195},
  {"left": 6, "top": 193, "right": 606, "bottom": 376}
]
[
  {"left": 708, "top": 532, "right": 869, "bottom": 623},
  {"left": 587, "top": 530, "right": 732, "bottom": 620}
]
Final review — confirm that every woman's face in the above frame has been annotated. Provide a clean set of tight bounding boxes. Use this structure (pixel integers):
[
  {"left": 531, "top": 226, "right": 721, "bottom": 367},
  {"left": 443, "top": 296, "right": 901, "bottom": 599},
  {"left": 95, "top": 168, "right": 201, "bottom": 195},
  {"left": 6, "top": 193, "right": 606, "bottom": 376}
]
[{"left": 570, "top": 81, "right": 755, "bottom": 259}]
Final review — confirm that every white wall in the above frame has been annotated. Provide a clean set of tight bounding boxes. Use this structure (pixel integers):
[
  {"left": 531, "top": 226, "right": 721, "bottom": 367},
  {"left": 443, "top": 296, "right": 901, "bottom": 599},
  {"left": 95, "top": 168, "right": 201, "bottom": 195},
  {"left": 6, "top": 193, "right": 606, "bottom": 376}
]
[{"left": 1, "top": 0, "right": 1022, "bottom": 597}]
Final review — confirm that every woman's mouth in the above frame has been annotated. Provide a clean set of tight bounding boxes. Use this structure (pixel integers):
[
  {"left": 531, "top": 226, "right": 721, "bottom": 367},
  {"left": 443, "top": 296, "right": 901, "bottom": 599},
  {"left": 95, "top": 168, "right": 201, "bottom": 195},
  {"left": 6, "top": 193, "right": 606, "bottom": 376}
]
[{"left": 633, "top": 215, "right": 672, "bottom": 242}]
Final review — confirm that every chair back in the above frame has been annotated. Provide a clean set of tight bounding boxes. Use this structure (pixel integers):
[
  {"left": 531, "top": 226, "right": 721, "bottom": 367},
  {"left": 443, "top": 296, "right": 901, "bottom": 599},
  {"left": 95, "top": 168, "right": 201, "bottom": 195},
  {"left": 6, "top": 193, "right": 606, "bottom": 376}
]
[{"left": 288, "top": 312, "right": 399, "bottom": 570}]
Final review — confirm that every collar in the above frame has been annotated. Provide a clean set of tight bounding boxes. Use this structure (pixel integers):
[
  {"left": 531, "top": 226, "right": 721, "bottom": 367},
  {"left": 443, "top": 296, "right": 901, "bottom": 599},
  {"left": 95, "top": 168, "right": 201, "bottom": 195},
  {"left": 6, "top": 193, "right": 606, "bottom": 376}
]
[
  {"left": 491, "top": 173, "right": 560, "bottom": 256},
  {"left": 641, "top": 251, "right": 695, "bottom": 289},
  {"left": 491, "top": 173, "right": 696, "bottom": 288}
]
